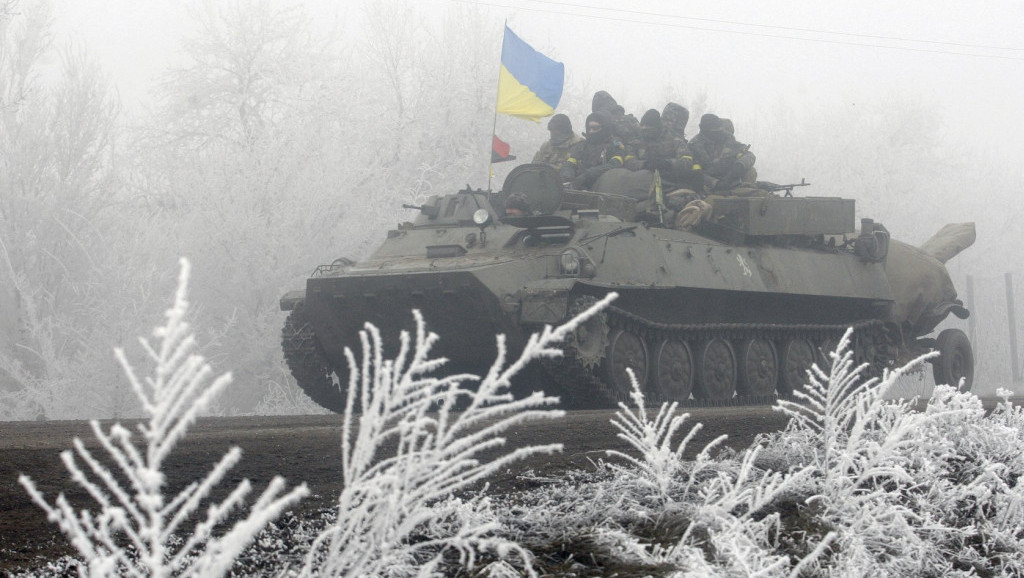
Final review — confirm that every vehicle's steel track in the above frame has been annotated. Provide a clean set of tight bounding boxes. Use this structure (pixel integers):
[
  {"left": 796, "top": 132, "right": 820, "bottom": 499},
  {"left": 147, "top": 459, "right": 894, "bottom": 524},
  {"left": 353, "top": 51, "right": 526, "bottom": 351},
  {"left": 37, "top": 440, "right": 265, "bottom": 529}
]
[
  {"left": 544, "top": 300, "right": 891, "bottom": 409},
  {"left": 281, "top": 305, "right": 345, "bottom": 413}
]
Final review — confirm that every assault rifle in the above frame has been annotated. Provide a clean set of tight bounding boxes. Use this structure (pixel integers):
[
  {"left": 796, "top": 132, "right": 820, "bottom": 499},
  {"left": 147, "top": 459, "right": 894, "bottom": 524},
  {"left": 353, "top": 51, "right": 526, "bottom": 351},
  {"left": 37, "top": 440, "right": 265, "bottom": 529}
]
[{"left": 757, "top": 178, "right": 811, "bottom": 197}]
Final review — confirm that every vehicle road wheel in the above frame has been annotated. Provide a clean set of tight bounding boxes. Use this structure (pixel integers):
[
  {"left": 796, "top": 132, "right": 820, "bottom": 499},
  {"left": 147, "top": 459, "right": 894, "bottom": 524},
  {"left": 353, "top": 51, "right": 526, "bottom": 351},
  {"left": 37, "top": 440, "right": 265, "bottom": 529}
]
[
  {"left": 737, "top": 338, "right": 778, "bottom": 397},
  {"left": 653, "top": 338, "right": 694, "bottom": 402},
  {"left": 695, "top": 338, "right": 737, "bottom": 401},
  {"left": 606, "top": 328, "right": 649, "bottom": 403},
  {"left": 778, "top": 338, "right": 816, "bottom": 397},
  {"left": 932, "top": 328, "right": 974, "bottom": 392}
]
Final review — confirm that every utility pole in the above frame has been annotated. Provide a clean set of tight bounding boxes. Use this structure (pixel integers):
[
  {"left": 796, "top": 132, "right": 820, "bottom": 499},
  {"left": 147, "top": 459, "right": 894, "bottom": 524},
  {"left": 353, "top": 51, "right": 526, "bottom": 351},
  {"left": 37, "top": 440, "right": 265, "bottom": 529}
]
[{"left": 1007, "top": 273, "right": 1022, "bottom": 383}]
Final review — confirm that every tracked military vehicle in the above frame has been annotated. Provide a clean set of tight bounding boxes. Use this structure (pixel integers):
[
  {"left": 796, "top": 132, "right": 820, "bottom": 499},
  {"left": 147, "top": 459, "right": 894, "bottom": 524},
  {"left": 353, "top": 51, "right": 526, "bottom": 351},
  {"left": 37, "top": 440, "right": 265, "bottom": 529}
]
[{"left": 280, "top": 164, "right": 975, "bottom": 411}]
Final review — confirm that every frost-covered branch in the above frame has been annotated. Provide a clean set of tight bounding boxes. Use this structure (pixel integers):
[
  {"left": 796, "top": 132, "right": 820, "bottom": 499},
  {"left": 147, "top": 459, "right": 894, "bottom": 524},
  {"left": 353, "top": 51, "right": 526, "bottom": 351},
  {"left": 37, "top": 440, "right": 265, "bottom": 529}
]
[
  {"left": 19, "top": 258, "right": 308, "bottom": 577},
  {"left": 607, "top": 369, "right": 726, "bottom": 503},
  {"left": 300, "top": 293, "right": 617, "bottom": 577}
]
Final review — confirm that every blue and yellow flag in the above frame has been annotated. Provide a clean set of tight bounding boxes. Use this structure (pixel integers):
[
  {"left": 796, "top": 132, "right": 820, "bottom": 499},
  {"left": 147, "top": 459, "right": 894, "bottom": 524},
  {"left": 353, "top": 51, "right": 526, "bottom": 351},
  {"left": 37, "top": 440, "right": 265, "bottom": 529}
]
[{"left": 496, "top": 26, "right": 564, "bottom": 122}]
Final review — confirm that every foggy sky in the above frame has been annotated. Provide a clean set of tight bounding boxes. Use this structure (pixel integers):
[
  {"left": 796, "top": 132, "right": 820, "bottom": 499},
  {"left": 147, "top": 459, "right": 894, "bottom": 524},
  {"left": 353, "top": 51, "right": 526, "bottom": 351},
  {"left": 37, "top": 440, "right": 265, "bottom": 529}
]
[{"left": 53, "top": 0, "right": 1024, "bottom": 157}]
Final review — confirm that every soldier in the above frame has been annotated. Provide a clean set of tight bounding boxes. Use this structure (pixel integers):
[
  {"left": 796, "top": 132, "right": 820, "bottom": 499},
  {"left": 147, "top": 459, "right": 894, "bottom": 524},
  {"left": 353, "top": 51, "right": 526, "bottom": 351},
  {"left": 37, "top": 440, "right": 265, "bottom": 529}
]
[
  {"left": 559, "top": 111, "right": 628, "bottom": 190},
  {"left": 591, "top": 90, "right": 617, "bottom": 114},
  {"left": 624, "top": 109, "right": 676, "bottom": 172},
  {"left": 721, "top": 118, "right": 735, "bottom": 136},
  {"left": 531, "top": 114, "right": 584, "bottom": 169},
  {"left": 687, "top": 113, "right": 756, "bottom": 193},
  {"left": 591, "top": 90, "right": 640, "bottom": 144},
  {"left": 504, "top": 192, "right": 532, "bottom": 217},
  {"left": 626, "top": 109, "right": 703, "bottom": 195},
  {"left": 716, "top": 118, "right": 757, "bottom": 186},
  {"left": 661, "top": 102, "right": 690, "bottom": 145}
]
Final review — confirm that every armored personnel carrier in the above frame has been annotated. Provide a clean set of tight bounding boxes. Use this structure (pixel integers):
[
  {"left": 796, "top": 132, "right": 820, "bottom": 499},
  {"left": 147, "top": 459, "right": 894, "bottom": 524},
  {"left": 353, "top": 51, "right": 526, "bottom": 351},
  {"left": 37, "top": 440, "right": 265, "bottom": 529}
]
[{"left": 280, "top": 164, "right": 975, "bottom": 411}]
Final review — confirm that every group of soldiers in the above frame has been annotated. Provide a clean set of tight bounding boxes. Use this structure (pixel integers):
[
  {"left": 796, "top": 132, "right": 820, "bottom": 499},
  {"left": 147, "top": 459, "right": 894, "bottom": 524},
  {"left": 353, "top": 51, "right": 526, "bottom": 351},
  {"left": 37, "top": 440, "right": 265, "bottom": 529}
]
[{"left": 529, "top": 91, "right": 758, "bottom": 223}]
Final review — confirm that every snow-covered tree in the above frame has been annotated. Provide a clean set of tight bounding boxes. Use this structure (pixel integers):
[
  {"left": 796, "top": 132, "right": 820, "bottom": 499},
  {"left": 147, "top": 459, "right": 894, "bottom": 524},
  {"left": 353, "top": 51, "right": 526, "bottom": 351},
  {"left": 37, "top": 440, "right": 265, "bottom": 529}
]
[{"left": 0, "top": 0, "right": 136, "bottom": 419}]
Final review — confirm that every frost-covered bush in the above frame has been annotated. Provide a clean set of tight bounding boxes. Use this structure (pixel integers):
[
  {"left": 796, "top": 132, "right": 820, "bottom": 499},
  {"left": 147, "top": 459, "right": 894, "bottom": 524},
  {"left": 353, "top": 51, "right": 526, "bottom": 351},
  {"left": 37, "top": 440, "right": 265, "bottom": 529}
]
[
  {"left": 762, "top": 329, "right": 1024, "bottom": 575},
  {"left": 605, "top": 369, "right": 727, "bottom": 505},
  {"left": 298, "top": 294, "right": 619, "bottom": 577},
  {"left": 495, "top": 372, "right": 831, "bottom": 577},
  {"left": 496, "top": 331, "right": 1024, "bottom": 576},
  {"left": 19, "top": 259, "right": 309, "bottom": 577}
]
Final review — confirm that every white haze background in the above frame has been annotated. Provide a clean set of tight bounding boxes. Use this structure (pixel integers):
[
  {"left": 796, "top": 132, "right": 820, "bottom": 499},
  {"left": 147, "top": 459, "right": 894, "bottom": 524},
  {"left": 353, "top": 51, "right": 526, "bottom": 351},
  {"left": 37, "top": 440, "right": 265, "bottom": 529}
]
[{"left": 2, "top": 0, "right": 1022, "bottom": 418}]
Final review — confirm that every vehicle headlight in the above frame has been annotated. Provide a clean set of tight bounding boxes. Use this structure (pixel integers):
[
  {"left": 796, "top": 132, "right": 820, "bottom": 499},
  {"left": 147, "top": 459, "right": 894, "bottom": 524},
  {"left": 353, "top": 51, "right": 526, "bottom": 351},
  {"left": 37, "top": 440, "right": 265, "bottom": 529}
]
[
  {"left": 472, "top": 209, "right": 491, "bottom": 226},
  {"left": 560, "top": 249, "right": 581, "bottom": 275}
]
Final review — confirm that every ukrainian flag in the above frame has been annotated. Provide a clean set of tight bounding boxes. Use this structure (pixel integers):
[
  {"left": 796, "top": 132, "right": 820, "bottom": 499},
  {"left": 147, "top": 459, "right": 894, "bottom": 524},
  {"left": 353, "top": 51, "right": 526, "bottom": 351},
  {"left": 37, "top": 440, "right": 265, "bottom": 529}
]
[{"left": 496, "top": 26, "right": 564, "bottom": 122}]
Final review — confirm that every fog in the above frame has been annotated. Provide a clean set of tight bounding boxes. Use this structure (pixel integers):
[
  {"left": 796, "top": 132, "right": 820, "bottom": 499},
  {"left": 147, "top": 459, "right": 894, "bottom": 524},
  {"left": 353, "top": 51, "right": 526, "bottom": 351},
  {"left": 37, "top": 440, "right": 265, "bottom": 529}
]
[
  {"left": 2, "top": 0, "right": 1022, "bottom": 419},
  {"left": 56, "top": 0, "right": 1024, "bottom": 152}
]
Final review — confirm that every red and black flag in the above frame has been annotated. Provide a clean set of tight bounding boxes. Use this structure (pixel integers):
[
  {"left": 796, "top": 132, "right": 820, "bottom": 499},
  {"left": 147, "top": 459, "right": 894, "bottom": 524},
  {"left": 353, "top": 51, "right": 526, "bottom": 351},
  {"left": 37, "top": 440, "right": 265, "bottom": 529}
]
[{"left": 491, "top": 134, "right": 516, "bottom": 163}]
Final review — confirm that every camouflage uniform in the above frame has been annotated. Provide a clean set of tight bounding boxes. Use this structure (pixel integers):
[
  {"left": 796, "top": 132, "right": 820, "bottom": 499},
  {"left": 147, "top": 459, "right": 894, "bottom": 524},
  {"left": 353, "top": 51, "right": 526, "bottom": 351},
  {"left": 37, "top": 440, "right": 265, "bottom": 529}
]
[
  {"left": 662, "top": 142, "right": 705, "bottom": 196},
  {"left": 658, "top": 104, "right": 698, "bottom": 196},
  {"left": 560, "top": 111, "right": 628, "bottom": 190},
  {"left": 623, "top": 110, "right": 703, "bottom": 215},
  {"left": 661, "top": 102, "right": 690, "bottom": 146},
  {"left": 688, "top": 114, "right": 756, "bottom": 193},
  {"left": 592, "top": 90, "right": 640, "bottom": 144},
  {"left": 610, "top": 106, "right": 640, "bottom": 145},
  {"left": 624, "top": 109, "right": 677, "bottom": 172},
  {"left": 532, "top": 133, "right": 585, "bottom": 169}
]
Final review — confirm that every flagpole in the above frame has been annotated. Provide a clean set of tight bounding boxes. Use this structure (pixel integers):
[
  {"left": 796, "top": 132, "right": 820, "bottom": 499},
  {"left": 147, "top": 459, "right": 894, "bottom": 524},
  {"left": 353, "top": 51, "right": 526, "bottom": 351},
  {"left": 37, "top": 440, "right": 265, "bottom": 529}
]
[{"left": 488, "top": 20, "right": 507, "bottom": 191}]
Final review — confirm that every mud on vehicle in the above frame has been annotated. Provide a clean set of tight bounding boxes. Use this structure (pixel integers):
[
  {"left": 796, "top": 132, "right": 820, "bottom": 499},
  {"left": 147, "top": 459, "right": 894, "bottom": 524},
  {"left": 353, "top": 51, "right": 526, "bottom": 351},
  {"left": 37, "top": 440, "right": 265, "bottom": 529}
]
[{"left": 280, "top": 164, "right": 975, "bottom": 411}]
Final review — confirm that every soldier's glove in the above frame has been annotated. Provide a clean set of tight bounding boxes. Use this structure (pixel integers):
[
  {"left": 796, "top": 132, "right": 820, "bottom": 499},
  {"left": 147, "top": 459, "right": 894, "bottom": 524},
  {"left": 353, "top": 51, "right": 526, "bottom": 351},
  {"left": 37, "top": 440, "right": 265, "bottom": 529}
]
[
  {"left": 712, "top": 162, "right": 748, "bottom": 191},
  {"left": 725, "top": 161, "right": 748, "bottom": 182}
]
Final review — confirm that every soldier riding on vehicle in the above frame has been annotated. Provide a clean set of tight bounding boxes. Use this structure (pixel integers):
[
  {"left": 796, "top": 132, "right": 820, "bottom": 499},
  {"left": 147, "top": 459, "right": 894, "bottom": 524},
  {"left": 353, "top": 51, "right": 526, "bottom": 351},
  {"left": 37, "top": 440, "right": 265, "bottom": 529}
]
[
  {"left": 560, "top": 111, "right": 628, "bottom": 190},
  {"left": 591, "top": 90, "right": 640, "bottom": 144},
  {"left": 688, "top": 113, "right": 757, "bottom": 194},
  {"left": 532, "top": 113, "right": 584, "bottom": 170},
  {"left": 661, "top": 102, "right": 690, "bottom": 145}
]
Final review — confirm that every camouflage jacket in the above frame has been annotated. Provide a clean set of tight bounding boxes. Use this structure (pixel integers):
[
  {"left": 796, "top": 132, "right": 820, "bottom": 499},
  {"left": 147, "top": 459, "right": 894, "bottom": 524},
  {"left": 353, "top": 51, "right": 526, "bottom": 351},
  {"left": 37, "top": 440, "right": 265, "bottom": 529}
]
[
  {"left": 687, "top": 133, "right": 756, "bottom": 179},
  {"left": 611, "top": 114, "right": 640, "bottom": 144},
  {"left": 622, "top": 135, "right": 703, "bottom": 192},
  {"left": 560, "top": 137, "right": 627, "bottom": 178},
  {"left": 625, "top": 133, "right": 678, "bottom": 169},
  {"left": 531, "top": 134, "right": 585, "bottom": 169},
  {"left": 559, "top": 137, "right": 628, "bottom": 189},
  {"left": 662, "top": 142, "right": 706, "bottom": 192}
]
